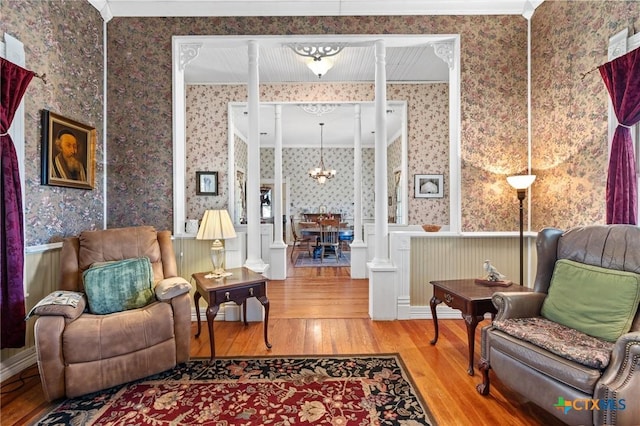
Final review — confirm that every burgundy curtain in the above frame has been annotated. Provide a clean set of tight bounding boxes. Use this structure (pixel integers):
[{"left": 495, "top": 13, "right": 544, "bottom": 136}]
[
  {"left": 599, "top": 47, "right": 640, "bottom": 225},
  {"left": 1, "top": 58, "right": 34, "bottom": 348}
]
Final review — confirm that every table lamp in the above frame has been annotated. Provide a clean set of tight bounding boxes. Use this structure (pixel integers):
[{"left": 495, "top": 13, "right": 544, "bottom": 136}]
[
  {"left": 196, "top": 209, "right": 237, "bottom": 278},
  {"left": 507, "top": 174, "right": 536, "bottom": 286}
]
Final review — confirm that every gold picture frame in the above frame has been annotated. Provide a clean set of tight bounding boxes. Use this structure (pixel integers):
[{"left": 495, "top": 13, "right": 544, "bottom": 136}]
[{"left": 41, "top": 110, "right": 96, "bottom": 190}]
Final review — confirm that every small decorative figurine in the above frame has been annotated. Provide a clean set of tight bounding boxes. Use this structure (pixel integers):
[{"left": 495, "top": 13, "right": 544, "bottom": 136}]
[
  {"left": 483, "top": 260, "right": 506, "bottom": 281},
  {"left": 475, "top": 260, "right": 512, "bottom": 287}
]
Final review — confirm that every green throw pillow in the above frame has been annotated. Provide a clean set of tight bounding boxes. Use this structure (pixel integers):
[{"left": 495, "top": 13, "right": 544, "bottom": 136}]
[
  {"left": 83, "top": 257, "right": 155, "bottom": 315},
  {"left": 541, "top": 259, "right": 640, "bottom": 342}
]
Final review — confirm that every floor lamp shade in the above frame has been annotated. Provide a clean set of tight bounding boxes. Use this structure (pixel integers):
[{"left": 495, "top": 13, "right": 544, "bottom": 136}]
[{"left": 196, "top": 210, "right": 237, "bottom": 278}]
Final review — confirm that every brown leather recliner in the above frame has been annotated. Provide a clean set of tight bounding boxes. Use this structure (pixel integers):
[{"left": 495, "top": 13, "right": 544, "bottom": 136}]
[
  {"left": 33, "top": 226, "right": 192, "bottom": 401},
  {"left": 477, "top": 225, "right": 640, "bottom": 425}
]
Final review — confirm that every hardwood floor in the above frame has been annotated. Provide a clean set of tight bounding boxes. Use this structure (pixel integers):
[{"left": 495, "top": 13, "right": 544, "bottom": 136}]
[{"left": 1, "top": 250, "right": 565, "bottom": 425}]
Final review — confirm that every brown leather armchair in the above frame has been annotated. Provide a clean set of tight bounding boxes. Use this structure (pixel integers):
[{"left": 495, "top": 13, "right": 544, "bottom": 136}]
[
  {"left": 477, "top": 225, "right": 640, "bottom": 425},
  {"left": 33, "top": 226, "right": 192, "bottom": 401}
]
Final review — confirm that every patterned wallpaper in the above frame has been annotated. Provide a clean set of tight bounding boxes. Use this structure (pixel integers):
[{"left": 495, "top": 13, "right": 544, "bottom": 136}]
[
  {"left": 185, "top": 83, "right": 448, "bottom": 227},
  {"left": 530, "top": 1, "right": 640, "bottom": 231},
  {"left": 8, "top": 2, "right": 640, "bottom": 245},
  {"left": 2, "top": 0, "right": 104, "bottom": 246},
  {"left": 387, "top": 136, "right": 401, "bottom": 221}
]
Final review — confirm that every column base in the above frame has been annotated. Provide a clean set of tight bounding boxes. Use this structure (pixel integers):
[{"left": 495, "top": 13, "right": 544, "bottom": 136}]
[{"left": 368, "top": 262, "right": 398, "bottom": 320}]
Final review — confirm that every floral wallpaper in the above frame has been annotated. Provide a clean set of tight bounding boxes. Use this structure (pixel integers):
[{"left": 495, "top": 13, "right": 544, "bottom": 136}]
[
  {"left": 530, "top": 1, "right": 640, "bottom": 231},
  {"left": 2, "top": 0, "right": 104, "bottom": 246},
  {"left": 259, "top": 146, "right": 375, "bottom": 222},
  {"left": 103, "top": 14, "right": 528, "bottom": 234},
  {"left": 387, "top": 136, "right": 401, "bottom": 221},
  {"left": 8, "top": 2, "right": 640, "bottom": 246},
  {"left": 185, "top": 82, "right": 448, "bottom": 227}
]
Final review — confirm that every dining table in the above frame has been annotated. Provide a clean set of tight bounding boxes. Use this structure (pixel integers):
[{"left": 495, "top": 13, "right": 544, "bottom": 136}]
[{"left": 300, "top": 226, "right": 354, "bottom": 259}]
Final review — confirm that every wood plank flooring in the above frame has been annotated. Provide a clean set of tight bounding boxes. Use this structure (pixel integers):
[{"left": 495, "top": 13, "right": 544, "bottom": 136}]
[{"left": 0, "top": 250, "right": 565, "bottom": 425}]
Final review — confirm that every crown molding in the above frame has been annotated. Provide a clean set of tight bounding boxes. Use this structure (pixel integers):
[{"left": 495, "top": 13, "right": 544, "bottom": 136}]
[{"left": 89, "top": 0, "right": 543, "bottom": 19}]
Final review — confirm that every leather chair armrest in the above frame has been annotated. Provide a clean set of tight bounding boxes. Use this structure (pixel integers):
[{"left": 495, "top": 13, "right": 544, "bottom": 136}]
[
  {"left": 492, "top": 292, "right": 546, "bottom": 321},
  {"left": 34, "top": 316, "right": 67, "bottom": 401},
  {"left": 27, "top": 293, "right": 87, "bottom": 321},
  {"left": 594, "top": 332, "right": 640, "bottom": 425},
  {"left": 155, "top": 277, "right": 192, "bottom": 302},
  {"left": 170, "top": 292, "right": 192, "bottom": 363}
]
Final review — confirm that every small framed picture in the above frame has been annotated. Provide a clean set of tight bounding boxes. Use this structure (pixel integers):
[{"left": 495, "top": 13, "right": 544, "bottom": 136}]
[
  {"left": 196, "top": 171, "right": 218, "bottom": 195},
  {"left": 415, "top": 174, "right": 444, "bottom": 198},
  {"left": 41, "top": 110, "right": 96, "bottom": 190}
]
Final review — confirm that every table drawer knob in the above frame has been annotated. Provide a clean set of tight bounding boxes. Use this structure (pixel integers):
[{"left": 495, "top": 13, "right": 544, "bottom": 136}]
[
  {"left": 249, "top": 287, "right": 254, "bottom": 296},
  {"left": 225, "top": 292, "right": 230, "bottom": 301},
  {"left": 444, "top": 293, "right": 454, "bottom": 304}
]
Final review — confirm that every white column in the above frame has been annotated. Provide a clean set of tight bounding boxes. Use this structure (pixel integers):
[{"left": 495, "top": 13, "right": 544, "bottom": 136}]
[
  {"left": 244, "top": 40, "right": 267, "bottom": 273},
  {"left": 270, "top": 104, "right": 287, "bottom": 279},
  {"left": 372, "top": 40, "right": 390, "bottom": 266},
  {"left": 273, "top": 104, "right": 284, "bottom": 245},
  {"left": 350, "top": 103, "right": 368, "bottom": 278},
  {"left": 368, "top": 39, "right": 397, "bottom": 320},
  {"left": 353, "top": 104, "right": 363, "bottom": 244}
]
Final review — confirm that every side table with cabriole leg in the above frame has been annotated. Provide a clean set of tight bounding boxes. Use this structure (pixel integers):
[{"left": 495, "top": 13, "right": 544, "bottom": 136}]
[
  {"left": 193, "top": 267, "right": 272, "bottom": 360},
  {"left": 429, "top": 279, "right": 532, "bottom": 375}
]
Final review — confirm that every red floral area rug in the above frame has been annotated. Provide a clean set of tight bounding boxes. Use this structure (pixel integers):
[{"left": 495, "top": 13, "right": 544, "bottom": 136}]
[{"left": 35, "top": 354, "right": 436, "bottom": 425}]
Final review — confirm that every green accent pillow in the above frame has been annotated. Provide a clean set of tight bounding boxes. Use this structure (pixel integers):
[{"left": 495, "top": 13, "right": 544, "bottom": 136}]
[
  {"left": 83, "top": 257, "right": 155, "bottom": 315},
  {"left": 541, "top": 259, "right": 640, "bottom": 342}
]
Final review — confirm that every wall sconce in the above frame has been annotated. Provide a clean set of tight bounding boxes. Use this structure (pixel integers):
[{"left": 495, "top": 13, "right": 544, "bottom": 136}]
[
  {"left": 507, "top": 174, "right": 536, "bottom": 286},
  {"left": 196, "top": 209, "right": 237, "bottom": 278}
]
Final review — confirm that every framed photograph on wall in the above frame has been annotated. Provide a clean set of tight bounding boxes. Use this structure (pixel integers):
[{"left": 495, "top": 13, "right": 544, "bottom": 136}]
[
  {"left": 196, "top": 171, "right": 218, "bottom": 195},
  {"left": 415, "top": 174, "right": 444, "bottom": 198},
  {"left": 41, "top": 110, "right": 96, "bottom": 190}
]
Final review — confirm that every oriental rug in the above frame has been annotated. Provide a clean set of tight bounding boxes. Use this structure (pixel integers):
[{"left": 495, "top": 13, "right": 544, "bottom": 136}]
[
  {"left": 294, "top": 252, "right": 351, "bottom": 268},
  {"left": 35, "top": 354, "right": 436, "bottom": 425}
]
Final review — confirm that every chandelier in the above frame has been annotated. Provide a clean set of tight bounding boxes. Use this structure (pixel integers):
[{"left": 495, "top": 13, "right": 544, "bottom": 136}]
[{"left": 308, "top": 123, "right": 336, "bottom": 184}]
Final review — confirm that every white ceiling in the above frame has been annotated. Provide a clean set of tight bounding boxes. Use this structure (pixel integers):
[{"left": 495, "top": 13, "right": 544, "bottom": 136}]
[{"left": 89, "top": 0, "right": 542, "bottom": 148}]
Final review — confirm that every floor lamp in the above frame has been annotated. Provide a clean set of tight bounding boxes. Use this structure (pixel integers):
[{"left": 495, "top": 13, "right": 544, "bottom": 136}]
[{"left": 507, "top": 175, "right": 536, "bottom": 286}]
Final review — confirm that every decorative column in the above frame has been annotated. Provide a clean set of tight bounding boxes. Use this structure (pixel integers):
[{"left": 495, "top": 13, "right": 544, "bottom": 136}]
[
  {"left": 244, "top": 40, "right": 267, "bottom": 273},
  {"left": 350, "top": 103, "right": 368, "bottom": 278},
  {"left": 368, "top": 39, "right": 397, "bottom": 320},
  {"left": 270, "top": 104, "right": 287, "bottom": 279}
]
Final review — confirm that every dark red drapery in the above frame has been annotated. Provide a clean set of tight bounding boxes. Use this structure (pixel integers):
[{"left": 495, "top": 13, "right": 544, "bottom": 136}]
[
  {"left": 1, "top": 57, "right": 34, "bottom": 348},
  {"left": 599, "top": 47, "right": 640, "bottom": 225}
]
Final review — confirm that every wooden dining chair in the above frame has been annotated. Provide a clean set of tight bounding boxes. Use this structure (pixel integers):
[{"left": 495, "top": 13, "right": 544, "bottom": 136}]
[
  {"left": 318, "top": 219, "right": 341, "bottom": 262},
  {"left": 290, "top": 215, "right": 315, "bottom": 259}
]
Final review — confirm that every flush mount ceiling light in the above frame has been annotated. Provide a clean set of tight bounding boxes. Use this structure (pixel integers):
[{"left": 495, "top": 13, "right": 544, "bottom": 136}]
[
  {"left": 308, "top": 123, "right": 336, "bottom": 184},
  {"left": 288, "top": 43, "right": 344, "bottom": 78}
]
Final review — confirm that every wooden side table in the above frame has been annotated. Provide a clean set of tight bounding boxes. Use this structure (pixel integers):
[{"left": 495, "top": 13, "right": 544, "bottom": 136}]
[
  {"left": 429, "top": 279, "right": 533, "bottom": 375},
  {"left": 193, "top": 267, "right": 272, "bottom": 360}
]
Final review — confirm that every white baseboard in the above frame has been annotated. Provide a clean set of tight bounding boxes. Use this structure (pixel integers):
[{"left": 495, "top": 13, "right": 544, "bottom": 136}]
[{"left": 0, "top": 346, "right": 37, "bottom": 382}]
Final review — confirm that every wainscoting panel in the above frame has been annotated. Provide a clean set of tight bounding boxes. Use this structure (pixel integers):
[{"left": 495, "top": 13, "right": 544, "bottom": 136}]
[
  {"left": 1, "top": 247, "right": 61, "bottom": 380},
  {"left": 409, "top": 236, "right": 537, "bottom": 307}
]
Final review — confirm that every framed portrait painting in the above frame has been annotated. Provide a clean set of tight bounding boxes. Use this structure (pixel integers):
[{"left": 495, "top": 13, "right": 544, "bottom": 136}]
[
  {"left": 415, "top": 174, "right": 444, "bottom": 198},
  {"left": 196, "top": 171, "right": 218, "bottom": 195},
  {"left": 41, "top": 110, "right": 96, "bottom": 190}
]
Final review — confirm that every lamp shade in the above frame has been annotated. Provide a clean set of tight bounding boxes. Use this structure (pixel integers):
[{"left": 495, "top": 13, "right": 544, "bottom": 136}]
[
  {"left": 306, "top": 57, "right": 334, "bottom": 78},
  {"left": 196, "top": 209, "right": 237, "bottom": 241},
  {"left": 507, "top": 174, "right": 536, "bottom": 190}
]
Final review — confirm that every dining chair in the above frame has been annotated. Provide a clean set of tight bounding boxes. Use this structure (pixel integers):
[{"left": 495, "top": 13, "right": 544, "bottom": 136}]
[
  {"left": 318, "top": 219, "right": 341, "bottom": 262},
  {"left": 290, "top": 215, "right": 315, "bottom": 260},
  {"left": 338, "top": 222, "right": 353, "bottom": 252}
]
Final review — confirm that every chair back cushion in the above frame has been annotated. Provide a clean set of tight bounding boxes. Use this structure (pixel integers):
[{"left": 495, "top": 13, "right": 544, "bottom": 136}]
[
  {"left": 83, "top": 257, "right": 156, "bottom": 314},
  {"left": 60, "top": 226, "right": 175, "bottom": 292},
  {"left": 541, "top": 259, "right": 640, "bottom": 341}
]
